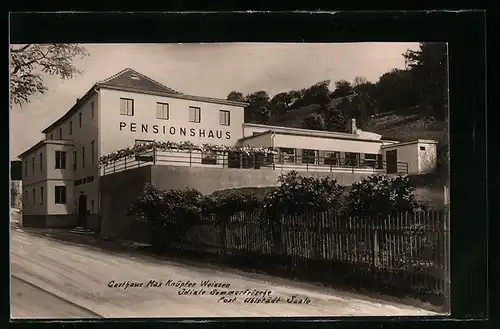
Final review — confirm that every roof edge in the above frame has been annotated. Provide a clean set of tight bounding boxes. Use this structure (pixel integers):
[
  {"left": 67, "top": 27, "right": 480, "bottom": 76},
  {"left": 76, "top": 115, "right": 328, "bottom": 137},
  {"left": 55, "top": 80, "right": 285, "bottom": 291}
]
[
  {"left": 41, "top": 85, "right": 98, "bottom": 133},
  {"left": 18, "top": 139, "right": 74, "bottom": 159},
  {"left": 98, "top": 84, "right": 249, "bottom": 107}
]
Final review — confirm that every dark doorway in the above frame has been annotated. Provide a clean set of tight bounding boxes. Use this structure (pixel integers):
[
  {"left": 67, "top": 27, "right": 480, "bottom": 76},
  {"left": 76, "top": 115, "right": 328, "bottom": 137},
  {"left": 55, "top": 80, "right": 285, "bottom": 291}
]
[
  {"left": 78, "top": 193, "right": 88, "bottom": 227},
  {"left": 386, "top": 150, "right": 398, "bottom": 174},
  {"left": 227, "top": 151, "right": 241, "bottom": 168}
]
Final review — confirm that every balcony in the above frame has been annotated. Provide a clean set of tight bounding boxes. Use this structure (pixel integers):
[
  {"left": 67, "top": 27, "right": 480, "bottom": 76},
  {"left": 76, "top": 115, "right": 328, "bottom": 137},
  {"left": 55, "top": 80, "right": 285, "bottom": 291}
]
[{"left": 100, "top": 149, "right": 409, "bottom": 176}]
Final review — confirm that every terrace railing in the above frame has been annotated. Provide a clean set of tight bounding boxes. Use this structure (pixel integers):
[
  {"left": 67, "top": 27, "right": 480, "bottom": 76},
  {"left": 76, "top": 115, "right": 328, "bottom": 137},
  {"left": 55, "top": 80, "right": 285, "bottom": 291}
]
[{"left": 100, "top": 149, "right": 409, "bottom": 176}]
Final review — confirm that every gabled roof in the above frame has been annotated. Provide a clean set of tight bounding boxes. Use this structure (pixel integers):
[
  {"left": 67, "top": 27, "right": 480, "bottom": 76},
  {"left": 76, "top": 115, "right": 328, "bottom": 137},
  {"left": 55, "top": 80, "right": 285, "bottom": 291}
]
[
  {"left": 97, "top": 68, "right": 181, "bottom": 95},
  {"left": 41, "top": 69, "right": 249, "bottom": 134}
]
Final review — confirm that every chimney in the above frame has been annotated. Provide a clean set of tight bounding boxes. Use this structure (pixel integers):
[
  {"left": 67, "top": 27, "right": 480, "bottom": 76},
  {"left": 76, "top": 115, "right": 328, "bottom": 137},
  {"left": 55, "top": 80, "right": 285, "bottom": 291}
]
[
  {"left": 76, "top": 98, "right": 80, "bottom": 103},
  {"left": 347, "top": 118, "right": 357, "bottom": 134}
]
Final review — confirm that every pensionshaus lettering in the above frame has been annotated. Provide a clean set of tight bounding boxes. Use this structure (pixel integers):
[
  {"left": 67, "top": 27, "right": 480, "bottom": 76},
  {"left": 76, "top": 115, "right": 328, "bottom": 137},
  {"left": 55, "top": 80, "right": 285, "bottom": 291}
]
[{"left": 119, "top": 122, "right": 231, "bottom": 140}]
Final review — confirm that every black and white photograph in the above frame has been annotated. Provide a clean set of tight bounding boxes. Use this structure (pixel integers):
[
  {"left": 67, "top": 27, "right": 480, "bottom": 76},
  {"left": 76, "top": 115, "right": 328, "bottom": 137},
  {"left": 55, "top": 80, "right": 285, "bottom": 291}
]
[{"left": 10, "top": 42, "right": 450, "bottom": 318}]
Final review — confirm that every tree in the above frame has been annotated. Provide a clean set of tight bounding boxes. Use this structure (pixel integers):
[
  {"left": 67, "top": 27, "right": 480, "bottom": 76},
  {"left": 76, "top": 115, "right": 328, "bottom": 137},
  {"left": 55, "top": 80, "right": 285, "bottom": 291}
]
[
  {"left": 301, "top": 80, "right": 332, "bottom": 107},
  {"left": 226, "top": 91, "right": 246, "bottom": 102},
  {"left": 331, "top": 80, "right": 354, "bottom": 98},
  {"left": 353, "top": 77, "right": 377, "bottom": 121},
  {"left": 270, "top": 92, "right": 294, "bottom": 116},
  {"left": 323, "top": 103, "right": 348, "bottom": 132},
  {"left": 301, "top": 113, "right": 326, "bottom": 130},
  {"left": 11, "top": 182, "right": 20, "bottom": 208},
  {"left": 244, "top": 91, "right": 271, "bottom": 124},
  {"left": 374, "top": 69, "right": 417, "bottom": 114},
  {"left": 353, "top": 76, "right": 368, "bottom": 86},
  {"left": 10, "top": 44, "right": 89, "bottom": 108},
  {"left": 403, "top": 43, "right": 448, "bottom": 120}
]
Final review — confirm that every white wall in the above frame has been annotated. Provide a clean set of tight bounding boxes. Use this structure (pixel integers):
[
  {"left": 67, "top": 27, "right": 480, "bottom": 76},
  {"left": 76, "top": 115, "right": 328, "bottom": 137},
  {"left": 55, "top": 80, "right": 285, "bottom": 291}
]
[
  {"left": 47, "top": 180, "right": 75, "bottom": 215},
  {"left": 382, "top": 143, "right": 418, "bottom": 174},
  {"left": 238, "top": 133, "right": 274, "bottom": 148},
  {"left": 99, "top": 88, "right": 246, "bottom": 157},
  {"left": 417, "top": 142, "right": 438, "bottom": 174},
  {"left": 273, "top": 134, "right": 384, "bottom": 154},
  {"left": 44, "top": 93, "right": 100, "bottom": 214},
  {"left": 21, "top": 144, "right": 49, "bottom": 188},
  {"left": 45, "top": 142, "right": 75, "bottom": 181},
  {"left": 22, "top": 181, "right": 47, "bottom": 215}
]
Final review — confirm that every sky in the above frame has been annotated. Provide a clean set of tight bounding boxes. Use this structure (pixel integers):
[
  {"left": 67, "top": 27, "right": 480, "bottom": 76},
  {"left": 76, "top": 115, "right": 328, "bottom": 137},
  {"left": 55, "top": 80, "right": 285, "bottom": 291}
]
[{"left": 9, "top": 42, "right": 419, "bottom": 160}]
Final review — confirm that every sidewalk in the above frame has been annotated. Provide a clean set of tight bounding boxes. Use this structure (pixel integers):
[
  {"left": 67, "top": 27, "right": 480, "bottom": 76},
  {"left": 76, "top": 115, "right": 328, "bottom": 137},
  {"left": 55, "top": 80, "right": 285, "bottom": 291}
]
[{"left": 11, "top": 224, "right": 150, "bottom": 255}]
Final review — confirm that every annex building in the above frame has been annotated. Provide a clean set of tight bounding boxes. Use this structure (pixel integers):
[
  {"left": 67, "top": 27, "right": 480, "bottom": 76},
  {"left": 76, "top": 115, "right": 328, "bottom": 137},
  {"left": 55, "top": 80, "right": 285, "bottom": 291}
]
[{"left": 18, "top": 68, "right": 438, "bottom": 229}]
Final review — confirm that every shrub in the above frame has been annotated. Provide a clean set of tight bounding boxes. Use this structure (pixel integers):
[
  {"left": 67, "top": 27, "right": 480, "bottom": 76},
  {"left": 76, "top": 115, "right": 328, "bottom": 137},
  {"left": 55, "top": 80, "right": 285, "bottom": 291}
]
[
  {"left": 346, "top": 175, "right": 420, "bottom": 217},
  {"left": 261, "top": 170, "right": 344, "bottom": 220},
  {"left": 203, "top": 192, "right": 260, "bottom": 223},
  {"left": 128, "top": 184, "right": 204, "bottom": 252}
]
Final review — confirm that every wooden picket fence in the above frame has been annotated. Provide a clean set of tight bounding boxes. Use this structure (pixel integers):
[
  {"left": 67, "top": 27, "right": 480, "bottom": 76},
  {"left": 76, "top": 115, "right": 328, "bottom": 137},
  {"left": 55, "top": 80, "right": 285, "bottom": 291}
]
[{"left": 171, "top": 210, "right": 450, "bottom": 304}]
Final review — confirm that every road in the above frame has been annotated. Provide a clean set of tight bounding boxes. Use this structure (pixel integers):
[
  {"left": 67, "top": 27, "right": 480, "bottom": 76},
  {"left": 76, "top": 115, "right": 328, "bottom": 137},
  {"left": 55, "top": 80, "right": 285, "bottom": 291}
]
[
  {"left": 11, "top": 276, "right": 101, "bottom": 319},
  {"left": 10, "top": 226, "right": 438, "bottom": 318}
]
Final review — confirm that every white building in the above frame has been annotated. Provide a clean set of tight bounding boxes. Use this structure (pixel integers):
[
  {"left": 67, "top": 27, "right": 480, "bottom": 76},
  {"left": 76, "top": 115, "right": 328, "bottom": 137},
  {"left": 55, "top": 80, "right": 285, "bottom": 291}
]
[{"left": 18, "top": 68, "right": 438, "bottom": 228}]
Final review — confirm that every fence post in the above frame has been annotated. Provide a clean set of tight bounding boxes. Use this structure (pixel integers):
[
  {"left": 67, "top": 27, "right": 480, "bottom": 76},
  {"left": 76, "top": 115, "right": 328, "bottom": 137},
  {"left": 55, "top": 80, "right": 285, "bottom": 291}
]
[
  {"left": 372, "top": 228, "right": 380, "bottom": 268},
  {"left": 189, "top": 150, "right": 192, "bottom": 167},
  {"left": 124, "top": 157, "right": 127, "bottom": 170},
  {"left": 153, "top": 145, "right": 157, "bottom": 165},
  {"left": 113, "top": 161, "right": 116, "bottom": 173}
]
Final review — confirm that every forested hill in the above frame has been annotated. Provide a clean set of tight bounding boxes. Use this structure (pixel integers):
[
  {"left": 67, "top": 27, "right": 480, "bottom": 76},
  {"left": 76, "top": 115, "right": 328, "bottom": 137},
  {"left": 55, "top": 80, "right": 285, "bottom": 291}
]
[{"left": 227, "top": 42, "right": 448, "bottom": 172}]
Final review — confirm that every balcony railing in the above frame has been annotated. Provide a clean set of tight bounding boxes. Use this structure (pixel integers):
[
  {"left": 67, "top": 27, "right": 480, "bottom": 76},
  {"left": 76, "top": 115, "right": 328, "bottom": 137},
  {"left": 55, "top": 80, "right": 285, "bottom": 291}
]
[{"left": 100, "top": 150, "right": 409, "bottom": 176}]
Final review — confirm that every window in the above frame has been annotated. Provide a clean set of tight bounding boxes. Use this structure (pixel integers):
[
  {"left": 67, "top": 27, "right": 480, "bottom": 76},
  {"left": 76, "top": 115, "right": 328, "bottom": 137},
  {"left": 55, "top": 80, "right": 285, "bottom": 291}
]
[
  {"left": 32, "top": 156, "right": 35, "bottom": 174},
  {"left": 79, "top": 113, "right": 82, "bottom": 128},
  {"left": 219, "top": 110, "right": 230, "bottom": 126},
  {"left": 69, "top": 121, "right": 73, "bottom": 135},
  {"left": 364, "top": 153, "right": 377, "bottom": 168},
  {"left": 50, "top": 134, "right": 53, "bottom": 140},
  {"left": 55, "top": 151, "right": 67, "bottom": 169},
  {"left": 91, "top": 102, "right": 95, "bottom": 119},
  {"left": 24, "top": 161, "right": 27, "bottom": 177},
  {"left": 420, "top": 146, "right": 426, "bottom": 151},
  {"left": 55, "top": 186, "right": 67, "bottom": 204},
  {"left": 24, "top": 190, "right": 28, "bottom": 204},
  {"left": 40, "top": 186, "right": 44, "bottom": 205},
  {"left": 40, "top": 153, "right": 43, "bottom": 171},
  {"left": 59, "top": 128, "right": 63, "bottom": 139},
  {"left": 302, "top": 149, "right": 317, "bottom": 164},
  {"left": 73, "top": 150, "right": 77, "bottom": 171},
  {"left": 201, "top": 151, "right": 217, "bottom": 165},
  {"left": 279, "top": 148, "right": 296, "bottom": 164},
  {"left": 91, "top": 140, "right": 95, "bottom": 164},
  {"left": 324, "top": 151, "right": 340, "bottom": 166},
  {"left": 156, "top": 102, "right": 169, "bottom": 120},
  {"left": 91, "top": 200, "right": 95, "bottom": 213},
  {"left": 345, "top": 152, "right": 360, "bottom": 167},
  {"left": 189, "top": 106, "right": 201, "bottom": 123},
  {"left": 32, "top": 189, "right": 35, "bottom": 205},
  {"left": 82, "top": 146, "right": 85, "bottom": 168},
  {"left": 120, "top": 98, "right": 134, "bottom": 116},
  {"left": 134, "top": 139, "right": 155, "bottom": 162}
]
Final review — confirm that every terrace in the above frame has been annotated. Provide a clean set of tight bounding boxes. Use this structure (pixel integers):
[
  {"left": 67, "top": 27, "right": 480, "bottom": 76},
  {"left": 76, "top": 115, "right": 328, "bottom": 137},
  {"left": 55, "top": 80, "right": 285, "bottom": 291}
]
[{"left": 99, "top": 146, "right": 409, "bottom": 176}]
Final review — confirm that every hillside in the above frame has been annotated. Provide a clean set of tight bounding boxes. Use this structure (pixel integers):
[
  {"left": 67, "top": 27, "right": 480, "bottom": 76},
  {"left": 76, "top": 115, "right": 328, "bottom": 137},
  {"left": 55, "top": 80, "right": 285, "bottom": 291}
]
[{"left": 267, "top": 105, "right": 447, "bottom": 144}]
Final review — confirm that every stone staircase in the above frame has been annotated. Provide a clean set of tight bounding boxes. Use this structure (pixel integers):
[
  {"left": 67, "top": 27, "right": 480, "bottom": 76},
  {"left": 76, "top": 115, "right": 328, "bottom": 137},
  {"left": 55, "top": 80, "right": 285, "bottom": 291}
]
[{"left": 69, "top": 226, "right": 95, "bottom": 235}]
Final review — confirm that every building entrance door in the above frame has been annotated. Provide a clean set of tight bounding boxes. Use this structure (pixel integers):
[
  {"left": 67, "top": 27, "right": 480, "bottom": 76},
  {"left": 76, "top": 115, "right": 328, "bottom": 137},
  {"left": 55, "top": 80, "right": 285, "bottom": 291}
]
[
  {"left": 386, "top": 150, "right": 398, "bottom": 174},
  {"left": 78, "top": 193, "right": 88, "bottom": 227}
]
